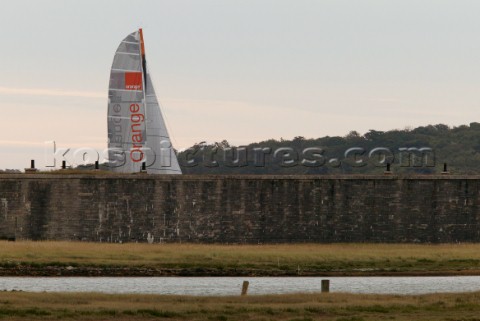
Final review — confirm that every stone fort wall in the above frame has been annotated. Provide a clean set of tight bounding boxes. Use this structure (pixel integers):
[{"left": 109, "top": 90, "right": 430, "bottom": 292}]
[{"left": 0, "top": 174, "right": 478, "bottom": 243}]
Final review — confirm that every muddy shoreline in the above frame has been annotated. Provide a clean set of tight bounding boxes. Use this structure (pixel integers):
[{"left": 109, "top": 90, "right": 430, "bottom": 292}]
[{"left": 1, "top": 265, "right": 480, "bottom": 277}]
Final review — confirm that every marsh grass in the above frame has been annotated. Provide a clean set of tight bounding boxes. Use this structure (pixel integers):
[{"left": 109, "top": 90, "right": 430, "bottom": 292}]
[
  {"left": 1, "top": 291, "right": 480, "bottom": 320},
  {"left": 1, "top": 242, "right": 480, "bottom": 274}
]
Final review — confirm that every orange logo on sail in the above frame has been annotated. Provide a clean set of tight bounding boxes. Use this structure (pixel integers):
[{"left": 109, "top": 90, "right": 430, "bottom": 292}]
[{"left": 124, "top": 72, "right": 143, "bottom": 90}]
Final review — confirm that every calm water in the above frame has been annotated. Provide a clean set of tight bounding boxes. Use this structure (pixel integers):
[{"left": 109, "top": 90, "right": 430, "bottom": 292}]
[{"left": 1, "top": 276, "right": 480, "bottom": 296}]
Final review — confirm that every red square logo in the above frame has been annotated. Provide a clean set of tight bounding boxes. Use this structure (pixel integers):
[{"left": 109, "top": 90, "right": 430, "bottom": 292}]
[{"left": 125, "top": 72, "right": 143, "bottom": 90}]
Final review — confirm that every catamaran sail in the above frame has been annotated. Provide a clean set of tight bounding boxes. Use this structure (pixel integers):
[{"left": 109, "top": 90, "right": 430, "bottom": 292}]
[{"left": 107, "top": 29, "right": 182, "bottom": 174}]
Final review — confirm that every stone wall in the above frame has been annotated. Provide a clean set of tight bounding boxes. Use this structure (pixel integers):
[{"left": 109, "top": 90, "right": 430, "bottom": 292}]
[{"left": 0, "top": 174, "right": 479, "bottom": 243}]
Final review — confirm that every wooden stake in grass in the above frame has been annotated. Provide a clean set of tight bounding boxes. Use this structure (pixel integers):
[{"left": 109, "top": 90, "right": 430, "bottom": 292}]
[{"left": 241, "top": 281, "right": 249, "bottom": 296}]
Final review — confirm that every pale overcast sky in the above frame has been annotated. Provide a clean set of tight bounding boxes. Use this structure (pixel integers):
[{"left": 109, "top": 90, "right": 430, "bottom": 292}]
[{"left": 2, "top": 0, "right": 480, "bottom": 169}]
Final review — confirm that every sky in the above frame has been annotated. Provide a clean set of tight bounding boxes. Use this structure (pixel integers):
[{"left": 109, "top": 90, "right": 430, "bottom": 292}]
[{"left": 2, "top": 0, "right": 480, "bottom": 169}]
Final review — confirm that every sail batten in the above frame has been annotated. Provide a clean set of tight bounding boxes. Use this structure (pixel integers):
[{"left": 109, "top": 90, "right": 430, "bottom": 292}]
[{"left": 107, "top": 29, "right": 182, "bottom": 174}]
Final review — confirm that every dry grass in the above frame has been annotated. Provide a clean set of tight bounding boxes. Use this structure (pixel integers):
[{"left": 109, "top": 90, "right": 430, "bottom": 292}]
[
  {"left": 1, "top": 242, "right": 479, "bottom": 319},
  {"left": 0, "top": 290, "right": 480, "bottom": 320},
  {"left": 1, "top": 242, "right": 480, "bottom": 274}
]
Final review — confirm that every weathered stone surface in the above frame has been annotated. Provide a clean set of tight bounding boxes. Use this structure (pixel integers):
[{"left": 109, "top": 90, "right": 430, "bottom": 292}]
[{"left": 0, "top": 174, "right": 479, "bottom": 243}]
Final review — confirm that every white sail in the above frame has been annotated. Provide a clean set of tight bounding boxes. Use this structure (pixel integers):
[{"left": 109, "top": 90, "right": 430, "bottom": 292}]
[
  {"left": 145, "top": 71, "right": 182, "bottom": 174},
  {"left": 107, "top": 29, "right": 182, "bottom": 174}
]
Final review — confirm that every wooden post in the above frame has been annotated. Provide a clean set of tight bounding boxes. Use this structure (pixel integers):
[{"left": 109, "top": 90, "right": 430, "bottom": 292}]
[
  {"left": 25, "top": 160, "right": 38, "bottom": 173},
  {"left": 241, "top": 281, "right": 249, "bottom": 296},
  {"left": 321, "top": 279, "right": 330, "bottom": 293},
  {"left": 384, "top": 163, "right": 392, "bottom": 175},
  {"left": 442, "top": 163, "right": 449, "bottom": 174}
]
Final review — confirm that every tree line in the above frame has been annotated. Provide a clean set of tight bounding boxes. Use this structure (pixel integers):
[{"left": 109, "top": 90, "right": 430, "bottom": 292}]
[{"left": 176, "top": 122, "right": 480, "bottom": 175}]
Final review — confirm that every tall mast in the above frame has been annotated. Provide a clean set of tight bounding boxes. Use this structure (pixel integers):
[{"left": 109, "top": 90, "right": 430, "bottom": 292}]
[{"left": 139, "top": 28, "right": 147, "bottom": 87}]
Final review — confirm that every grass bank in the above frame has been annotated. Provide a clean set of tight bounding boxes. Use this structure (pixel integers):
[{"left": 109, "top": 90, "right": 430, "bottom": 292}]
[
  {"left": 0, "top": 290, "right": 480, "bottom": 320},
  {"left": 1, "top": 242, "right": 480, "bottom": 276}
]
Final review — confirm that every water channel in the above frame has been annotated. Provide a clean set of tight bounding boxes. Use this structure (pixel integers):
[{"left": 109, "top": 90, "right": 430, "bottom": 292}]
[{"left": 0, "top": 276, "right": 479, "bottom": 296}]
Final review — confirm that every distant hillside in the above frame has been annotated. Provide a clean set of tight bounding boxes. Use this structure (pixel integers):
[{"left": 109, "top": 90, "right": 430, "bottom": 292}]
[{"left": 176, "top": 122, "right": 480, "bottom": 175}]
